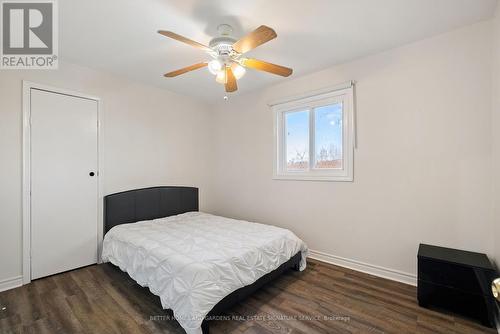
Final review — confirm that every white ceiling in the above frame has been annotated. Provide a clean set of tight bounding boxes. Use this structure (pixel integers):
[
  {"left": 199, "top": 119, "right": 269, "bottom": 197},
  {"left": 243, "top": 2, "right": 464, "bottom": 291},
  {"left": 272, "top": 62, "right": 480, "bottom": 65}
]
[{"left": 60, "top": 0, "right": 497, "bottom": 102}]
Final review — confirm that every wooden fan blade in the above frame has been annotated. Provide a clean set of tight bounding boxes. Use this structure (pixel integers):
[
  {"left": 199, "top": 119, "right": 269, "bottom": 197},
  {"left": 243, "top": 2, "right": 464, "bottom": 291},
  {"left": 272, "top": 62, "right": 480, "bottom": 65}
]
[
  {"left": 225, "top": 67, "right": 237, "bottom": 92},
  {"left": 164, "top": 62, "right": 207, "bottom": 77},
  {"left": 158, "top": 30, "right": 211, "bottom": 52},
  {"left": 232, "top": 25, "right": 277, "bottom": 54},
  {"left": 241, "top": 58, "right": 292, "bottom": 77}
]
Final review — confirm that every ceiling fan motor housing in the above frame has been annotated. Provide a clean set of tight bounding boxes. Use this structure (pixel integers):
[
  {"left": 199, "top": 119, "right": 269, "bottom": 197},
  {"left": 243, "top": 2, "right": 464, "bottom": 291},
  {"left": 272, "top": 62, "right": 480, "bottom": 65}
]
[
  {"left": 209, "top": 24, "right": 239, "bottom": 59},
  {"left": 209, "top": 36, "right": 238, "bottom": 57}
]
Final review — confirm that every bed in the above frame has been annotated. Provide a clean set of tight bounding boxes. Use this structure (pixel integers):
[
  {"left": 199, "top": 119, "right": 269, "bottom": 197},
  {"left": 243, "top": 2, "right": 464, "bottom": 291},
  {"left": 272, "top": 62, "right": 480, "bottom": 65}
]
[{"left": 101, "top": 186, "right": 308, "bottom": 334}]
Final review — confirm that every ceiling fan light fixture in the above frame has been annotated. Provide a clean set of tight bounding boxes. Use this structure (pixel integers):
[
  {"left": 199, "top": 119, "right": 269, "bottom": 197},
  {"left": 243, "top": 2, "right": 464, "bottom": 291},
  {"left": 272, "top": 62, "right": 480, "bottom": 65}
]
[
  {"left": 215, "top": 69, "right": 226, "bottom": 84},
  {"left": 208, "top": 59, "right": 222, "bottom": 75},
  {"left": 232, "top": 64, "right": 246, "bottom": 80}
]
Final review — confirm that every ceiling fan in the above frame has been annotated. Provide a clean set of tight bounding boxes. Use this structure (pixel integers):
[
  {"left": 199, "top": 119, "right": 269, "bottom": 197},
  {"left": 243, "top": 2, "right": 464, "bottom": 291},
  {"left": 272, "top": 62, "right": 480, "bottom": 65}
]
[{"left": 158, "top": 24, "right": 293, "bottom": 93}]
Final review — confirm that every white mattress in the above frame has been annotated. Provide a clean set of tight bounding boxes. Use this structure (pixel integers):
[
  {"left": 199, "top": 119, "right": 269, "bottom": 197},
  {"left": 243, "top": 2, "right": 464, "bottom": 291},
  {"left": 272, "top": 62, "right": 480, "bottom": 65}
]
[{"left": 101, "top": 212, "right": 308, "bottom": 334}]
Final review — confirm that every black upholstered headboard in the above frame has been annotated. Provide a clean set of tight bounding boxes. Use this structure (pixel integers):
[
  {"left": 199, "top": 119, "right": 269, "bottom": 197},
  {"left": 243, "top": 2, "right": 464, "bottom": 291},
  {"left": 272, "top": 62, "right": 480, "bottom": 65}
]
[{"left": 104, "top": 186, "right": 199, "bottom": 234}]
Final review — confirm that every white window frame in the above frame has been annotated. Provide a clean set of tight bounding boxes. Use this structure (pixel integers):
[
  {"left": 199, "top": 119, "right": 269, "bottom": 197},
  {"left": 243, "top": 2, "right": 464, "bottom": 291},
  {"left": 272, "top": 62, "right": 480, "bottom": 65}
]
[{"left": 272, "top": 85, "right": 354, "bottom": 182}]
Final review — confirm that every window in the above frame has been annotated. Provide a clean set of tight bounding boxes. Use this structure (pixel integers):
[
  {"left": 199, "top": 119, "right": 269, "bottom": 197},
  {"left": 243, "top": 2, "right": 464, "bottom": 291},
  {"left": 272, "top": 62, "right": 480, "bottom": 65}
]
[{"left": 273, "top": 85, "right": 354, "bottom": 181}]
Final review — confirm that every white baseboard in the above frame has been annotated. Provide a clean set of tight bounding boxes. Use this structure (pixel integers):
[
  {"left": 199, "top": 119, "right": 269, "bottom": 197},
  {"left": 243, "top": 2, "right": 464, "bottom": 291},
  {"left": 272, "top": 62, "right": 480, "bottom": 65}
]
[
  {"left": 308, "top": 249, "right": 417, "bottom": 286},
  {"left": 0, "top": 276, "right": 23, "bottom": 293}
]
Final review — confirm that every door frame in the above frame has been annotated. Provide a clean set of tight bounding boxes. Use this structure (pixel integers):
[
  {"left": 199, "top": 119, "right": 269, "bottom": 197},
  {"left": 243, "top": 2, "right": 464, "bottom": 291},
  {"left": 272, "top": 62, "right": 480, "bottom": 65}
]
[{"left": 22, "top": 81, "right": 104, "bottom": 284}]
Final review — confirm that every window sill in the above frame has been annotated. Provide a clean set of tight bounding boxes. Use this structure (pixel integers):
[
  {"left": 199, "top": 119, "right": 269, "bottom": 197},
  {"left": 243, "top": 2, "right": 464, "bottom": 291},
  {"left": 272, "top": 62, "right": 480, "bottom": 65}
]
[{"left": 272, "top": 174, "right": 353, "bottom": 182}]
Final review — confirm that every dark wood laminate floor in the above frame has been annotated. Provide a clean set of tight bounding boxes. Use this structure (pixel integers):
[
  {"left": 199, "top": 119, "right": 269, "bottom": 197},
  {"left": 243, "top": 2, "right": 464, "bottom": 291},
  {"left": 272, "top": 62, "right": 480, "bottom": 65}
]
[{"left": 0, "top": 259, "right": 495, "bottom": 334}]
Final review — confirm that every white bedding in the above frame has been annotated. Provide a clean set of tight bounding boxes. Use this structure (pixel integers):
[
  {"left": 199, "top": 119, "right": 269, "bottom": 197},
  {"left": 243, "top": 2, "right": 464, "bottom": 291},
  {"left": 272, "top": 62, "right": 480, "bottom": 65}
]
[{"left": 101, "top": 212, "right": 308, "bottom": 334}]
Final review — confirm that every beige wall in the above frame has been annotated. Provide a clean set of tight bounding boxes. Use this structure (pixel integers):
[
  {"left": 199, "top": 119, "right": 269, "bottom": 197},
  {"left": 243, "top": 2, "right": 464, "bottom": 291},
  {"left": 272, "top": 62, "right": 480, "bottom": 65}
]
[
  {"left": 493, "top": 5, "right": 500, "bottom": 268},
  {"left": 0, "top": 62, "right": 212, "bottom": 283},
  {"left": 206, "top": 21, "right": 494, "bottom": 282}
]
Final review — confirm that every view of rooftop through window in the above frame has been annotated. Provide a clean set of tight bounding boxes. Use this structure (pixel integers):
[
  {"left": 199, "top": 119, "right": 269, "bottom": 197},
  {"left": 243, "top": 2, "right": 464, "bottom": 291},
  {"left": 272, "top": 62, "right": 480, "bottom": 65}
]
[
  {"left": 285, "top": 103, "right": 343, "bottom": 170},
  {"left": 315, "top": 103, "right": 343, "bottom": 169}
]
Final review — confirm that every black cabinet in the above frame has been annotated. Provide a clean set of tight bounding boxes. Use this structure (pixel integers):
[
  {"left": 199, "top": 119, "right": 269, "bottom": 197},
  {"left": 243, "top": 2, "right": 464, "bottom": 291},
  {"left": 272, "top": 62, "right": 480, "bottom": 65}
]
[{"left": 417, "top": 244, "right": 497, "bottom": 327}]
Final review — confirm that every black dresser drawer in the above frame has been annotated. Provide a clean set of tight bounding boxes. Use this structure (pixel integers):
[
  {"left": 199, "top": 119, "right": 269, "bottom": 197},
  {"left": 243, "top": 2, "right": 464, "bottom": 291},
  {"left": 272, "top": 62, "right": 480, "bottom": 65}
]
[
  {"left": 418, "top": 258, "right": 481, "bottom": 293},
  {"left": 418, "top": 280, "right": 489, "bottom": 324}
]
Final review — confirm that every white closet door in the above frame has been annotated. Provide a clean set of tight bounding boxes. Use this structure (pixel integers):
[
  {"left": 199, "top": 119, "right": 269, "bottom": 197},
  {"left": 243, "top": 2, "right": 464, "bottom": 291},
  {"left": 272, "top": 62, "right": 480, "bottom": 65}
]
[{"left": 30, "top": 89, "right": 98, "bottom": 280}]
